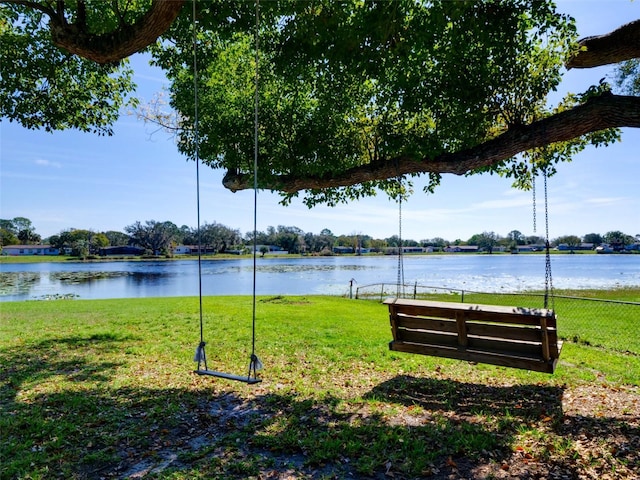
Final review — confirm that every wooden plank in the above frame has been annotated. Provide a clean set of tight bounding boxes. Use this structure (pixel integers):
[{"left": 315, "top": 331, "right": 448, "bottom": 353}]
[
  {"left": 396, "top": 317, "right": 560, "bottom": 345},
  {"left": 395, "top": 314, "right": 458, "bottom": 334},
  {"left": 385, "top": 298, "right": 555, "bottom": 317},
  {"left": 467, "top": 322, "right": 548, "bottom": 343},
  {"left": 195, "top": 369, "right": 262, "bottom": 384},
  {"left": 395, "top": 327, "right": 562, "bottom": 362},
  {"left": 464, "top": 308, "right": 556, "bottom": 327},
  {"left": 455, "top": 311, "right": 469, "bottom": 347},
  {"left": 466, "top": 336, "right": 543, "bottom": 357},
  {"left": 388, "top": 304, "right": 399, "bottom": 342},
  {"left": 396, "top": 311, "right": 558, "bottom": 344},
  {"left": 389, "top": 341, "right": 557, "bottom": 373},
  {"left": 540, "top": 316, "right": 550, "bottom": 361},
  {"left": 385, "top": 298, "right": 556, "bottom": 327},
  {"left": 397, "top": 329, "right": 543, "bottom": 357},
  {"left": 548, "top": 338, "right": 562, "bottom": 359},
  {"left": 396, "top": 328, "right": 459, "bottom": 348}
]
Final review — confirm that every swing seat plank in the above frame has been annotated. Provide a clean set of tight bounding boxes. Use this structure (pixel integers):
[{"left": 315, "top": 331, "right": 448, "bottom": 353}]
[
  {"left": 384, "top": 298, "right": 562, "bottom": 373},
  {"left": 195, "top": 369, "right": 262, "bottom": 384}
]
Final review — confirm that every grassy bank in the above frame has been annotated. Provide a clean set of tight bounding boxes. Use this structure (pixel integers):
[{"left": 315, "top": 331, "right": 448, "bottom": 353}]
[{"left": 1, "top": 295, "right": 638, "bottom": 479}]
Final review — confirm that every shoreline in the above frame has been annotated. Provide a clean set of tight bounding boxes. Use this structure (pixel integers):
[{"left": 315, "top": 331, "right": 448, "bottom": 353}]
[{"left": 3, "top": 249, "right": 634, "bottom": 265}]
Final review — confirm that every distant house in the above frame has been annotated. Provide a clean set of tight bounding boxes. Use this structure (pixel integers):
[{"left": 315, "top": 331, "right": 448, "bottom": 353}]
[
  {"left": 384, "top": 246, "right": 428, "bottom": 255},
  {"left": 173, "top": 245, "right": 193, "bottom": 255},
  {"left": 99, "top": 246, "right": 145, "bottom": 256},
  {"left": 251, "top": 245, "right": 289, "bottom": 255},
  {"left": 173, "top": 245, "right": 218, "bottom": 255},
  {"left": 557, "top": 243, "right": 593, "bottom": 252},
  {"left": 444, "top": 245, "right": 479, "bottom": 253},
  {"left": 1, "top": 244, "right": 59, "bottom": 256},
  {"left": 403, "top": 246, "right": 425, "bottom": 254},
  {"left": 595, "top": 244, "right": 614, "bottom": 254}
]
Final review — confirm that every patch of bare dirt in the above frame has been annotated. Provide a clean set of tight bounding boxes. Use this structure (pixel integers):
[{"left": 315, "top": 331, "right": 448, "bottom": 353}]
[{"left": 432, "top": 383, "right": 640, "bottom": 480}]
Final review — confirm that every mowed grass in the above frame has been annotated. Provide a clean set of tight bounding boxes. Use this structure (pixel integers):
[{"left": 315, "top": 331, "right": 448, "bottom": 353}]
[{"left": 1, "top": 294, "right": 638, "bottom": 479}]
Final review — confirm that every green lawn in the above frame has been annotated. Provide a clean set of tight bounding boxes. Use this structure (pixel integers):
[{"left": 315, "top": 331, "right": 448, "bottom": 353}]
[{"left": 1, "top": 295, "right": 638, "bottom": 479}]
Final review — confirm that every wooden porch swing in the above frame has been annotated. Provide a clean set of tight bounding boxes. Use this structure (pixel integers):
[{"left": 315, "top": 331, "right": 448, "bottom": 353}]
[{"left": 385, "top": 172, "right": 562, "bottom": 373}]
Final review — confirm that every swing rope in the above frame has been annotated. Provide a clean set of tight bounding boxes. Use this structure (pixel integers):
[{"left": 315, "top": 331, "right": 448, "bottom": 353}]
[
  {"left": 192, "top": 0, "right": 205, "bottom": 362},
  {"left": 248, "top": 0, "right": 261, "bottom": 379},
  {"left": 193, "top": 0, "right": 262, "bottom": 384}
]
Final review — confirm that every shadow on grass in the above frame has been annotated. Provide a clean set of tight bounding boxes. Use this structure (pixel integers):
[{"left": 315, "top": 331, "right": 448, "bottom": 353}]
[
  {"left": 365, "top": 374, "right": 563, "bottom": 417},
  {"left": 1, "top": 333, "right": 131, "bottom": 395},
  {"left": 1, "top": 337, "right": 638, "bottom": 479}
]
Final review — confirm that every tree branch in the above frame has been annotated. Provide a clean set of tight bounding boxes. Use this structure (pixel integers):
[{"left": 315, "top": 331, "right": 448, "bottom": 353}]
[
  {"left": 47, "top": 0, "right": 186, "bottom": 64},
  {"left": 567, "top": 18, "right": 640, "bottom": 69},
  {"left": 223, "top": 94, "right": 640, "bottom": 193}
]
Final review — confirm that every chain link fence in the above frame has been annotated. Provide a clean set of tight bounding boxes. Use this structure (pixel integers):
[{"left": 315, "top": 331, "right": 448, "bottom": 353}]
[{"left": 354, "top": 282, "right": 640, "bottom": 355}]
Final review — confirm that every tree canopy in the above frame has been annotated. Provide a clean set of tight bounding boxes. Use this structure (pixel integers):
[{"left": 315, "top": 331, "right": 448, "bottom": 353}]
[{"left": 1, "top": 0, "right": 639, "bottom": 205}]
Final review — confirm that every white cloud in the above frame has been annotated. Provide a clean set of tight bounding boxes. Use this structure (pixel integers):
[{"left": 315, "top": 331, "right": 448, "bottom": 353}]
[
  {"left": 584, "top": 197, "right": 626, "bottom": 206},
  {"left": 35, "top": 158, "right": 62, "bottom": 168}
]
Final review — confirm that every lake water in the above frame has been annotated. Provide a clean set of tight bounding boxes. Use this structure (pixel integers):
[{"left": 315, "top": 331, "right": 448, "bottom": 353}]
[{"left": 1, "top": 254, "right": 639, "bottom": 301}]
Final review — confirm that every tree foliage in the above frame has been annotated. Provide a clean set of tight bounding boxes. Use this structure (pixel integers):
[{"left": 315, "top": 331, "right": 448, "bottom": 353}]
[
  {"left": 124, "top": 220, "right": 180, "bottom": 254},
  {"left": 198, "top": 221, "right": 242, "bottom": 253},
  {"left": 468, "top": 231, "right": 500, "bottom": 253},
  {"left": 154, "top": 0, "right": 587, "bottom": 204},
  {"left": 0, "top": 217, "right": 39, "bottom": 245},
  {"left": 0, "top": 2, "right": 138, "bottom": 134},
  {"left": 2, "top": 0, "right": 639, "bottom": 205},
  {"left": 616, "top": 59, "right": 640, "bottom": 95}
]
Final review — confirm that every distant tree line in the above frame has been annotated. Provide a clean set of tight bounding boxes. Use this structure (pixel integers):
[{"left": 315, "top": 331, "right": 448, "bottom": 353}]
[{"left": 1, "top": 217, "right": 638, "bottom": 257}]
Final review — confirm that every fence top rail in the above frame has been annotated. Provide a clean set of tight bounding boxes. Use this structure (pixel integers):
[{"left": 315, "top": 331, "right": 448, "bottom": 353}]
[
  {"left": 550, "top": 294, "right": 640, "bottom": 306},
  {"left": 356, "top": 282, "right": 640, "bottom": 306}
]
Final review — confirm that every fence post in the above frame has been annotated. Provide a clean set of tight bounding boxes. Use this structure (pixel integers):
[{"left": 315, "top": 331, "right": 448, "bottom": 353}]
[
  {"left": 414, "top": 281, "right": 417, "bottom": 299},
  {"left": 461, "top": 290, "right": 464, "bottom": 303},
  {"left": 381, "top": 283, "right": 385, "bottom": 302}
]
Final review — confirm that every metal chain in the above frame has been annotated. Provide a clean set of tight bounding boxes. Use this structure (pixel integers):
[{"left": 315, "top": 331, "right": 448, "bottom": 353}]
[
  {"left": 543, "top": 171, "right": 554, "bottom": 310},
  {"left": 397, "top": 180, "right": 405, "bottom": 298},
  {"left": 532, "top": 174, "right": 537, "bottom": 233}
]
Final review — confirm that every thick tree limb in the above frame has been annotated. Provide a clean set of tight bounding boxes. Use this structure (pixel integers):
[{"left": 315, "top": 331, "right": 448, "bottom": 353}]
[
  {"left": 47, "top": 0, "right": 186, "bottom": 64},
  {"left": 567, "top": 18, "right": 640, "bottom": 69},
  {"left": 223, "top": 93, "right": 640, "bottom": 193}
]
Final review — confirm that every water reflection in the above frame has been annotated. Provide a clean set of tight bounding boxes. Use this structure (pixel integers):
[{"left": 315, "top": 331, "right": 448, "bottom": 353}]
[{"left": 1, "top": 254, "right": 639, "bottom": 301}]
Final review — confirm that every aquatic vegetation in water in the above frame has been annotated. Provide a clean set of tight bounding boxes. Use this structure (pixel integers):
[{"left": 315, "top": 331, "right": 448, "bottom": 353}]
[
  {"left": 31, "top": 293, "right": 80, "bottom": 301},
  {"left": 0, "top": 272, "right": 40, "bottom": 295},
  {"left": 49, "top": 271, "right": 133, "bottom": 284}
]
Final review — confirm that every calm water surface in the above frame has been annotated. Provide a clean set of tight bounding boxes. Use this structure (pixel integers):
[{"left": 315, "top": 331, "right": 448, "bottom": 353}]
[{"left": 1, "top": 254, "right": 639, "bottom": 301}]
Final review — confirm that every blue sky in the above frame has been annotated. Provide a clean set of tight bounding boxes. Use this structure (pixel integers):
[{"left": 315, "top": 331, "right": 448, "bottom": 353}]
[{"left": 1, "top": 0, "right": 638, "bottom": 242}]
